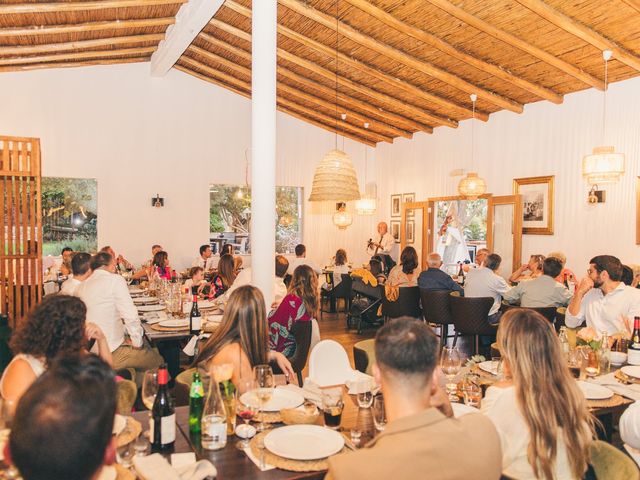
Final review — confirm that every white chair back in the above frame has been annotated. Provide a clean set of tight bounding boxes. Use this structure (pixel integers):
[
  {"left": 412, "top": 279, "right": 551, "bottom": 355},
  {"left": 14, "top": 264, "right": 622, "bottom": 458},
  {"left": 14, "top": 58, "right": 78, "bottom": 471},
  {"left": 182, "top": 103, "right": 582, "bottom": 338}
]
[{"left": 308, "top": 340, "right": 355, "bottom": 387}]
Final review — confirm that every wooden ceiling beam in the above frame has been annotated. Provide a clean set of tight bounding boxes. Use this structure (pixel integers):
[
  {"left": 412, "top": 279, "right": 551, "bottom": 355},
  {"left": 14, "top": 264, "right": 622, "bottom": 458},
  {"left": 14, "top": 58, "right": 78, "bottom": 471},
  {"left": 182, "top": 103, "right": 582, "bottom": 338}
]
[
  {"left": 0, "top": 1, "right": 187, "bottom": 14},
  {"left": 0, "top": 18, "right": 175, "bottom": 38},
  {"left": 279, "top": 0, "right": 523, "bottom": 113},
  {"left": 224, "top": 0, "right": 483, "bottom": 121},
  {"left": 343, "top": 0, "right": 562, "bottom": 104},
  {"left": 198, "top": 33, "right": 415, "bottom": 138},
  {"left": 0, "top": 56, "right": 149, "bottom": 73},
  {"left": 178, "top": 56, "right": 381, "bottom": 145},
  {"left": 0, "top": 34, "right": 164, "bottom": 56},
  {"left": 184, "top": 48, "right": 393, "bottom": 143},
  {"left": 515, "top": 0, "right": 640, "bottom": 72},
  {"left": 210, "top": 17, "right": 447, "bottom": 129},
  {"left": 0, "top": 46, "right": 155, "bottom": 66},
  {"left": 427, "top": 0, "right": 605, "bottom": 90}
]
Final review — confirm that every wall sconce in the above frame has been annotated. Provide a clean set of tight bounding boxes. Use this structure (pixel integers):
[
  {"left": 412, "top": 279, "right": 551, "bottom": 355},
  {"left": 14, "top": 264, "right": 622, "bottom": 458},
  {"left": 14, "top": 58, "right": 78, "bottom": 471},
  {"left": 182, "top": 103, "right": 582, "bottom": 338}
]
[
  {"left": 152, "top": 194, "right": 164, "bottom": 208},
  {"left": 588, "top": 185, "right": 605, "bottom": 204}
]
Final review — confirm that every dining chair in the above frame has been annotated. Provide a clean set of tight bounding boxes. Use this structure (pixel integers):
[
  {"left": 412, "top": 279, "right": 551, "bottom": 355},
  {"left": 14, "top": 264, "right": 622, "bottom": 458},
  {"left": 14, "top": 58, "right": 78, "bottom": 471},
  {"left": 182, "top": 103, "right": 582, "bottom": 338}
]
[
  {"left": 501, "top": 302, "right": 557, "bottom": 325},
  {"left": 353, "top": 339, "right": 376, "bottom": 376},
  {"left": 449, "top": 292, "right": 495, "bottom": 355},
  {"left": 271, "top": 320, "right": 312, "bottom": 386},
  {"left": 589, "top": 440, "right": 639, "bottom": 479},
  {"left": 308, "top": 339, "right": 354, "bottom": 387},
  {"left": 320, "top": 274, "right": 353, "bottom": 319},
  {"left": 348, "top": 277, "right": 383, "bottom": 333},
  {"left": 420, "top": 289, "right": 453, "bottom": 346},
  {"left": 381, "top": 285, "right": 422, "bottom": 321}
]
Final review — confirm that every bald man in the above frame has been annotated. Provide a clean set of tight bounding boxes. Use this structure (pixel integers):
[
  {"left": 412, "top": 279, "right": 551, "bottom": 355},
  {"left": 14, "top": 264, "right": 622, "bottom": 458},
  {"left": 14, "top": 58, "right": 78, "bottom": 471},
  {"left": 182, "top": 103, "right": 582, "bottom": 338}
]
[{"left": 367, "top": 222, "right": 395, "bottom": 256}]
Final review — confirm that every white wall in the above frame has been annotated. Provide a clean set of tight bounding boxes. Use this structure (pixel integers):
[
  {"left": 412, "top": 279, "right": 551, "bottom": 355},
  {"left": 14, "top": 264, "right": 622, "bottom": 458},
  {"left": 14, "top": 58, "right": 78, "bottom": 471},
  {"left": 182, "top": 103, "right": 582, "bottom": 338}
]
[
  {"left": 377, "top": 77, "right": 640, "bottom": 275},
  {"left": 0, "top": 63, "right": 378, "bottom": 270}
]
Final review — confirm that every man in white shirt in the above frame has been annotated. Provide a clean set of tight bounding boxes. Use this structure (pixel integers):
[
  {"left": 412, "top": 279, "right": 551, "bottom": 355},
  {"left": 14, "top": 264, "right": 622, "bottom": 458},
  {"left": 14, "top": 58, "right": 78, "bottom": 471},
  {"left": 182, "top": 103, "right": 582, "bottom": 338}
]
[
  {"left": 367, "top": 222, "right": 395, "bottom": 256},
  {"left": 76, "top": 252, "right": 162, "bottom": 378},
  {"left": 464, "top": 253, "right": 510, "bottom": 323},
  {"left": 60, "top": 252, "right": 92, "bottom": 296},
  {"left": 192, "top": 244, "right": 215, "bottom": 271},
  {"left": 566, "top": 255, "right": 640, "bottom": 335},
  {"left": 286, "top": 244, "right": 321, "bottom": 276},
  {"left": 225, "top": 255, "right": 289, "bottom": 305}
]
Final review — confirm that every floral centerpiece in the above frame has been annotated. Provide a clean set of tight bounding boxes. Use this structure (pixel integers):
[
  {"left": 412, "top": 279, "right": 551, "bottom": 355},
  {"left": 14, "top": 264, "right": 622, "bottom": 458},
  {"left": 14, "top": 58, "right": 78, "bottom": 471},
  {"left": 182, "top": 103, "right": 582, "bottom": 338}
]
[
  {"left": 576, "top": 327, "right": 602, "bottom": 351},
  {"left": 212, "top": 364, "right": 236, "bottom": 435}
]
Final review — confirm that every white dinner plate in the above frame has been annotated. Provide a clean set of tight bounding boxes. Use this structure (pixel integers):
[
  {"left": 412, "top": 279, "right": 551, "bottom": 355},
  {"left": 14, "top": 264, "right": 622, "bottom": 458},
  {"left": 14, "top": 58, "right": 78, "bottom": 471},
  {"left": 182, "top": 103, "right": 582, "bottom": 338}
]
[
  {"left": 452, "top": 402, "right": 478, "bottom": 418},
  {"left": 133, "top": 296, "right": 159, "bottom": 305},
  {"left": 158, "top": 319, "right": 189, "bottom": 328},
  {"left": 264, "top": 425, "right": 344, "bottom": 461},
  {"left": 137, "top": 304, "right": 166, "bottom": 312},
  {"left": 477, "top": 360, "right": 498, "bottom": 376},
  {"left": 198, "top": 300, "right": 217, "bottom": 309},
  {"left": 577, "top": 381, "right": 614, "bottom": 400},
  {"left": 112, "top": 414, "right": 126, "bottom": 436},
  {"left": 240, "top": 388, "right": 304, "bottom": 412},
  {"left": 96, "top": 465, "right": 117, "bottom": 480},
  {"left": 621, "top": 366, "right": 640, "bottom": 379},
  {"left": 128, "top": 288, "right": 145, "bottom": 295}
]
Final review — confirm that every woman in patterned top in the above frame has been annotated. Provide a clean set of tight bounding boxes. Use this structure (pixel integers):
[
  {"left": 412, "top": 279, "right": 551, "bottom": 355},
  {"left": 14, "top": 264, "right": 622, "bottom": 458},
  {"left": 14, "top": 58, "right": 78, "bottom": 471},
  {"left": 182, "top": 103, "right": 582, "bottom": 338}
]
[
  {"left": 209, "top": 253, "right": 236, "bottom": 298},
  {"left": 268, "top": 265, "right": 319, "bottom": 357}
]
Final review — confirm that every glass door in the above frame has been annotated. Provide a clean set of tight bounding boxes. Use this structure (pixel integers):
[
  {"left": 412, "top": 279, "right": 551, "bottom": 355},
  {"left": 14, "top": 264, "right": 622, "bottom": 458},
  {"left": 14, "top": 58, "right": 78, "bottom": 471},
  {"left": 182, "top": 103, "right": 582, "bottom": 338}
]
[{"left": 487, "top": 195, "right": 523, "bottom": 279}]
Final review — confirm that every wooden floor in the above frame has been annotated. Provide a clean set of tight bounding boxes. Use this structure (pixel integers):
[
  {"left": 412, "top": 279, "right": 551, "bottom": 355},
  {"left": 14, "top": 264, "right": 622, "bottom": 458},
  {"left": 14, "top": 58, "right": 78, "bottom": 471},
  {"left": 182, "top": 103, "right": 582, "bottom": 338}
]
[{"left": 315, "top": 311, "right": 377, "bottom": 370}]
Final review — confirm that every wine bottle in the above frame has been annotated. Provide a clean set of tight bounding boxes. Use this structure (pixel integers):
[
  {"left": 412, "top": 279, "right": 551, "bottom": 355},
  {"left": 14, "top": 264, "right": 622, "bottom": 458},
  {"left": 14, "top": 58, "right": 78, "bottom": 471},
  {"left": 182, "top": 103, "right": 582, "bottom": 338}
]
[
  {"left": 628, "top": 317, "right": 640, "bottom": 366},
  {"left": 190, "top": 290, "right": 201, "bottom": 335},
  {"left": 188, "top": 372, "right": 205, "bottom": 434},
  {"left": 151, "top": 364, "right": 175, "bottom": 451}
]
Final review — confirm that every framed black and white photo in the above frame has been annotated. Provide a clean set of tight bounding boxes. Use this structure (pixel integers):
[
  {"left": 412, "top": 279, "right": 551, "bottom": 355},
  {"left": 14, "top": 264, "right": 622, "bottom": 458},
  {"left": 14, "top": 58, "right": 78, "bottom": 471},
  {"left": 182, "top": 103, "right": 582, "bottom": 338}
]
[
  {"left": 391, "top": 194, "right": 402, "bottom": 217},
  {"left": 390, "top": 220, "right": 401, "bottom": 243},
  {"left": 513, "top": 176, "right": 554, "bottom": 235},
  {"left": 403, "top": 193, "right": 415, "bottom": 217},
  {"left": 406, "top": 220, "right": 415, "bottom": 244}
]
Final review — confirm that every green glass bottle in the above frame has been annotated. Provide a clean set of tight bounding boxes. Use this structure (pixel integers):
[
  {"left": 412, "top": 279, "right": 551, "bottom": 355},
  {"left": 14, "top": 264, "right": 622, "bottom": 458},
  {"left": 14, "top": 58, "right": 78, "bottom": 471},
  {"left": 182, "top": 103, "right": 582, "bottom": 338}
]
[{"left": 188, "top": 372, "right": 205, "bottom": 434}]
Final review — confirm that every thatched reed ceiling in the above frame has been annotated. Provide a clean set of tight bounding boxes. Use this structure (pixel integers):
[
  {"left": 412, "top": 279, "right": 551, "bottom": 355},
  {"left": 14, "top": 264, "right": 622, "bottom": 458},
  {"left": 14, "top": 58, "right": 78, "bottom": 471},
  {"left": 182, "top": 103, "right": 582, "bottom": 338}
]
[{"left": 2, "top": 0, "right": 640, "bottom": 145}]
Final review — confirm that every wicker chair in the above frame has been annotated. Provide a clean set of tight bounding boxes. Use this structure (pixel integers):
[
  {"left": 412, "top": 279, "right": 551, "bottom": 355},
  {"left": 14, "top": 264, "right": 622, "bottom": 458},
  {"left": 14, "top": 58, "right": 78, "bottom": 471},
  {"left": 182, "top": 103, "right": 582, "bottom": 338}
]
[
  {"left": 420, "top": 289, "right": 453, "bottom": 346},
  {"left": 271, "top": 320, "right": 312, "bottom": 386},
  {"left": 320, "top": 273, "right": 352, "bottom": 319},
  {"left": 353, "top": 339, "right": 376, "bottom": 376},
  {"left": 449, "top": 292, "right": 495, "bottom": 355},
  {"left": 381, "top": 286, "right": 422, "bottom": 321}
]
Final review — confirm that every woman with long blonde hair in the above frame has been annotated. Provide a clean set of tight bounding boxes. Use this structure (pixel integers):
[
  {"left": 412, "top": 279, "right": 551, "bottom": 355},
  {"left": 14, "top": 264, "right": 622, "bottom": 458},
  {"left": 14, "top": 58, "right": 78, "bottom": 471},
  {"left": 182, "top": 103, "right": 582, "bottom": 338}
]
[
  {"left": 194, "top": 285, "right": 294, "bottom": 385},
  {"left": 268, "top": 265, "right": 318, "bottom": 357},
  {"left": 481, "top": 309, "right": 596, "bottom": 480}
]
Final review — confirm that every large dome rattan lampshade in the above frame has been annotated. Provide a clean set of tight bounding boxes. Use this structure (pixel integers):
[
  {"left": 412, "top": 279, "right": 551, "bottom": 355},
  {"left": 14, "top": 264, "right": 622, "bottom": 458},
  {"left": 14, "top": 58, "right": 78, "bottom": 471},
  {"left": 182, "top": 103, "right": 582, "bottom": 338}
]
[{"left": 308, "top": 149, "right": 361, "bottom": 202}]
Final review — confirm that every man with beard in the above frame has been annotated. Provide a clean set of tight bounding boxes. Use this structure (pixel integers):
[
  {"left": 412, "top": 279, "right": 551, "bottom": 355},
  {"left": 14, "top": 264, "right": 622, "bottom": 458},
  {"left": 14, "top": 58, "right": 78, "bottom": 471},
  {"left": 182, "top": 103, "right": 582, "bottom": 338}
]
[{"left": 566, "top": 255, "right": 640, "bottom": 336}]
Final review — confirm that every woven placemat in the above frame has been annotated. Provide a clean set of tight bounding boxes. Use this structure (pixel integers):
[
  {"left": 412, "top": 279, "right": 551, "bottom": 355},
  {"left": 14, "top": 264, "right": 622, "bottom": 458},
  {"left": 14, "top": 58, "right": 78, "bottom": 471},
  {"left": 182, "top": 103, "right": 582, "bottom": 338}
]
[
  {"left": 615, "top": 370, "right": 640, "bottom": 385},
  {"left": 115, "top": 464, "right": 136, "bottom": 480},
  {"left": 116, "top": 416, "right": 143, "bottom": 448},
  {"left": 149, "top": 324, "right": 190, "bottom": 333},
  {"left": 249, "top": 431, "right": 347, "bottom": 472},
  {"left": 254, "top": 411, "right": 282, "bottom": 424},
  {"left": 587, "top": 393, "right": 627, "bottom": 409}
]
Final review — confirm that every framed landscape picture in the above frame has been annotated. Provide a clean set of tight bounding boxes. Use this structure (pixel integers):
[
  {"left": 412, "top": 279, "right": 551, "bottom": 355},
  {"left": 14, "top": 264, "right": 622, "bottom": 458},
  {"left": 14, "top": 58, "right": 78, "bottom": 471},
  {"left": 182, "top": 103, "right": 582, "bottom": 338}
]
[
  {"left": 391, "top": 194, "right": 402, "bottom": 217},
  {"left": 513, "top": 175, "right": 554, "bottom": 235},
  {"left": 390, "top": 220, "right": 401, "bottom": 243}
]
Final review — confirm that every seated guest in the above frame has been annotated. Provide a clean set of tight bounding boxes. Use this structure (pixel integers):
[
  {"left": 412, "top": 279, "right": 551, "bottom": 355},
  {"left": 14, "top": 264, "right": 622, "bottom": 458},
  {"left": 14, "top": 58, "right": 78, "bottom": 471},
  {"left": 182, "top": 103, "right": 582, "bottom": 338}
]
[
  {"left": 463, "top": 247, "right": 490, "bottom": 272},
  {"left": 566, "top": 255, "right": 640, "bottom": 335},
  {"left": 620, "top": 402, "right": 640, "bottom": 466},
  {"left": 0, "top": 294, "right": 112, "bottom": 403},
  {"left": 210, "top": 253, "right": 236, "bottom": 298},
  {"left": 100, "top": 246, "right": 132, "bottom": 272},
  {"left": 622, "top": 264, "right": 635, "bottom": 286},
  {"left": 184, "top": 266, "right": 206, "bottom": 295},
  {"left": 547, "top": 251, "right": 576, "bottom": 284},
  {"left": 369, "top": 256, "right": 387, "bottom": 284},
  {"left": 152, "top": 250, "right": 171, "bottom": 280},
  {"left": 327, "top": 318, "right": 501, "bottom": 480},
  {"left": 508, "top": 254, "right": 544, "bottom": 284},
  {"left": 464, "top": 253, "right": 509, "bottom": 324},
  {"left": 482, "top": 309, "right": 596, "bottom": 480},
  {"left": 59, "top": 247, "right": 73, "bottom": 276},
  {"left": 220, "top": 243, "right": 234, "bottom": 256},
  {"left": 387, "top": 246, "right": 419, "bottom": 287},
  {"left": 77, "top": 252, "right": 162, "bottom": 378},
  {"left": 323, "top": 249, "right": 349, "bottom": 289},
  {"left": 8, "top": 354, "right": 117, "bottom": 480},
  {"left": 224, "top": 255, "right": 289, "bottom": 304},
  {"left": 233, "top": 255, "right": 243, "bottom": 275},
  {"left": 192, "top": 244, "right": 215, "bottom": 271},
  {"left": 131, "top": 244, "right": 163, "bottom": 281},
  {"left": 194, "top": 285, "right": 295, "bottom": 386},
  {"left": 503, "top": 257, "right": 572, "bottom": 308},
  {"left": 60, "top": 252, "right": 92, "bottom": 295},
  {"left": 418, "top": 252, "right": 463, "bottom": 294},
  {"left": 286, "top": 244, "right": 321, "bottom": 276},
  {"left": 268, "top": 265, "right": 318, "bottom": 356}
]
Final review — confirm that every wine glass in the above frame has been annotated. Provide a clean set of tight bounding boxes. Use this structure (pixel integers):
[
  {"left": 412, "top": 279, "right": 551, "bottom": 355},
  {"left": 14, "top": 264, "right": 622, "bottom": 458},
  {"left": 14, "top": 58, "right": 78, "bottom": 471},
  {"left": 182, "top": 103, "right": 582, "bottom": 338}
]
[
  {"left": 441, "top": 346, "right": 461, "bottom": 402},
  {"left": 372, "top": 395, "right": 387, "bottom": 432},
  {"left": 252, "top": 365, "right": 274, "bottom": 432},
  {"left": 235, "top": 391, "right": 257, "bottom": 451},
  {"left": 142, "top": 370, "right": 158, "bottom": 411}
]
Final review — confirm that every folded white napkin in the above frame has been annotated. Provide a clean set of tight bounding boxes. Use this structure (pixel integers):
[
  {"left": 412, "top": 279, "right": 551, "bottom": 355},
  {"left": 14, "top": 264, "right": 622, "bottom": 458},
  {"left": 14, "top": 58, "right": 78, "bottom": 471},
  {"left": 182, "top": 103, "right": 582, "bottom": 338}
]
[
  {"left": 589, "top": 373, "right": 640, "bottom": 401},
  {"left": 243, "top": 446, "right": 275, "bottom": 471},
  {"left": 282, "top": 382, "right": 322, "bottom": 405},
  {"left": 183, "top": 333, "right": 211, "bottom": 356},
  {"left": 143, "top": 311, "right": 168, "bottom": 324},
  {"left": 345, "top": 372, "right": 377, "bottom": 395},
  {"left": 134, "top": 453, "right": 217, "bottom": 480}
]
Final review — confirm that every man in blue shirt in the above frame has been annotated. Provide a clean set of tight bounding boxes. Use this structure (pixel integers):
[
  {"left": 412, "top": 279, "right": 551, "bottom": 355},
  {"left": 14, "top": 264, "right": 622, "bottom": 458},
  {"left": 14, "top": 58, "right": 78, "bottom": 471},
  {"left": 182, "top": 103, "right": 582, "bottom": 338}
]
[{"left": 418, "top": 253, "right": 464, "bottom": 295}]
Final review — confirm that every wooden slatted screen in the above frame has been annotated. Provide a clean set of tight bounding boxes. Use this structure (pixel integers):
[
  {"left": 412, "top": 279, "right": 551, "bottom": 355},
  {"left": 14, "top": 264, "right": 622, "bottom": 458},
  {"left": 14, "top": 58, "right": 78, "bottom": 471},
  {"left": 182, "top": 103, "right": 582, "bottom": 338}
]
[{"left": 0, "top": 136, "right": 42, "bottom": 328}]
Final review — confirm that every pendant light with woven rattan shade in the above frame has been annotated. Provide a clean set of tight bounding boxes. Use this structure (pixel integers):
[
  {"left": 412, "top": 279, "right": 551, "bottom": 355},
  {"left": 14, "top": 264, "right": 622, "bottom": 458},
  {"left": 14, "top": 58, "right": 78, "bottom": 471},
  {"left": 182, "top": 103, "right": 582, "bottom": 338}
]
[
  {"left": 458, "top": 94, "right": 487, "bottom": 200},
  {"left": 308, "top": 0, "right": 360, "bottom": 203}
]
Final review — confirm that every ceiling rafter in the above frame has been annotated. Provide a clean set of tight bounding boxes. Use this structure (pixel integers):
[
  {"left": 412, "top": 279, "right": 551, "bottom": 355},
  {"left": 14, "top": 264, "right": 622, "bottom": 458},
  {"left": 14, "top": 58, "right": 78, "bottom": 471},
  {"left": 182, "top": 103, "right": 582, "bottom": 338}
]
[
  {"left": 0, "top": 34, "right": 164, "bottom": 56},
  {"left": 0, "top": 46, "right": 155, "bottom": 66},
  {"left": 224, "top": 0, "right": 484, "bottom": 121},
  {"left": 210, "top": 17, "right": 450, "bottom": 129},
  {"left": 0, "top": 18, "right": 175, "bottom": 38},
  {"left": 343, "top": 0, "right": 562, "bottom": 104},
  {"left": 621, "top": 0, "right": 640, "bottom": 14},
  {"left": 0, "top": 1, "right": 187, "bottom": 15},
  {"left": 515, "top": 0, "right": 640, "bottom": 72},
  {"left": 199, "top": 32, "right": 420, "bottom": 137},
  {"left": 0, "top": 56, "right": 149, "bottom": 73},
  {"left": 178, "top": 56, "right": 380, "bottom": 145},
  {"left": 279, "top": 0, "right": 523, "bottom": 113},
  {"left": 426, "top": 0, "right": 605, "bottom": 90},
  {"left": 185, "top": 46, "right": 393, "bottom": 142}
]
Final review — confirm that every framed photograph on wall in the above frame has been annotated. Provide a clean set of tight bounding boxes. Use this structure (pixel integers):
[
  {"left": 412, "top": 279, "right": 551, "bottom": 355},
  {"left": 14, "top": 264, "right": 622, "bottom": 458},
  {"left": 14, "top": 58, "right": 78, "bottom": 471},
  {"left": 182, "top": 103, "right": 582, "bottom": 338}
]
[
  {"left": 403, "top": 193, "right": 415, "bottom": 217},
  {"left": 391, "top": 194, "right": 402, "bottom": 217},
  {"left": 406, "top": 220, "right": 415, "bottom": 244},
  {"left": 513, "top": 175, "right": 554, "bottom": 235},
  {"left": 390, "top": 220, "right": 401, "bottom": 243}
]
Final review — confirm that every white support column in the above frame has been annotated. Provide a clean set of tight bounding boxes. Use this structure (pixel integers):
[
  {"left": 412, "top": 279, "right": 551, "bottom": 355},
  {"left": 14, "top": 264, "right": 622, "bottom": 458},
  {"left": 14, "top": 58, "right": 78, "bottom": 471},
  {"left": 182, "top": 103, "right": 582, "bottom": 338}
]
[{"left": 251, "top": 0, "right": 277, "bottom": 305}]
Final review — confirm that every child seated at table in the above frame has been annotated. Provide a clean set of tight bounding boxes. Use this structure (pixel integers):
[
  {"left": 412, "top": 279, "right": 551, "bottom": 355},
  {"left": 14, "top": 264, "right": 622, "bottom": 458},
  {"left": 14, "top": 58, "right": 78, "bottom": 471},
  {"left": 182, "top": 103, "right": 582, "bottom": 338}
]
[{"left": 184, "top": 266, "right": 206, "bottom": 295}]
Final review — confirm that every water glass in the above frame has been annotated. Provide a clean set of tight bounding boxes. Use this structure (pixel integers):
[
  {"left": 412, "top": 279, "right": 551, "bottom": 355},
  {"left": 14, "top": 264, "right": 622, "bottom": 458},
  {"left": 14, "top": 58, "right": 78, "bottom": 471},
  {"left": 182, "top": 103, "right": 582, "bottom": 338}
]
[
  {"left": 372, "top": 395, "right": 387, "bottom": 432},
  {"left": 141, "top": 370, "right": 158, "bottom": 411},
  {"left": 355, "top": 378, "right": 374, "bottom": 408},
  {"left": 441, "top": 346, "right": 461, "bottom": 401},
  {"left": 253, "top": 365, "right": 274, "bottom": 432},
  {"left": 322, "top": 388, "right": 344, "bottom": 430},
  {"left": 462, "top": 374, "right": 482, "bottom": 408}
]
